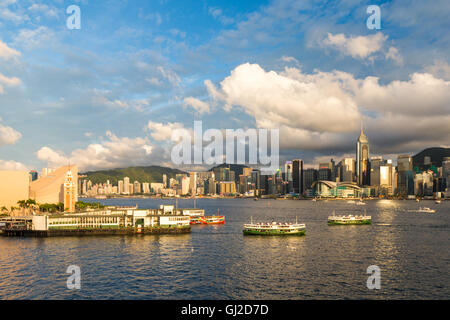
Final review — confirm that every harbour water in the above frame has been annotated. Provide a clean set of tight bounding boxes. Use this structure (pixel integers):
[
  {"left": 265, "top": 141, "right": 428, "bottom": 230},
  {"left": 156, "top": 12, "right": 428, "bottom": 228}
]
[{"left": 0, "top": 198, "right": 448, "bottom": 299}]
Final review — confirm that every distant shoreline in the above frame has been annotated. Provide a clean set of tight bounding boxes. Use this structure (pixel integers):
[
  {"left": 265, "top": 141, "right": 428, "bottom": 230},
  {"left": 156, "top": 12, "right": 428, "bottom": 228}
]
[{"left": 81, "top": 196, "right": 442, "bottom": 201}]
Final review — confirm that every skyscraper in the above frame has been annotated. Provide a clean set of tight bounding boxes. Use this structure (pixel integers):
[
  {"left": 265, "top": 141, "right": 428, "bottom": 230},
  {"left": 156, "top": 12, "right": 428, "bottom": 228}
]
[
  {"left": 356, "top": 127, "right": 370, "bottom": 186},
  {"left": 124, "top": 177, "right": 130, "bottom": 194},
  {"left": 397, "top": 155, "right": 414, "bottom": 197},
  {"left": 292, "top": 159, "right": 304, "bottom": 195}
]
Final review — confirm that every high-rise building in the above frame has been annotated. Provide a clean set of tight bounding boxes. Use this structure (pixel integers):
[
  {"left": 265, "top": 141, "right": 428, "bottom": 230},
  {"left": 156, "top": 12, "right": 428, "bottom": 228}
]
[
  {"left": 318, "top": 162, "right": 332, "bottom": 181},
  {"left": 304, "top": 168, "right": 318, "bottom": 191},
  {"left": 124, "top": 177, "right": 130, "bottom": 194},
  {"left": 162, "top": 174, "right": 168, "bottom": 188},
  {"left": 370, "top": 156, "right": 384, "bottom": 187},
  {"left": 142, "top": 182, "right": 150, "bottom": 194},
  {"left": 133, "top": 181, "right": 141, "bottom": 194},
  {"left": 397, "top": 155, "right": 414, "bottom": 197},
  {"left": 181, "top": 176, "right": 190, "bottom": 195},
  {"left": 292, "top": 159, "right": 304, "bottom": 195},
  {"left": 339, "top": 158, "right": 355, "bottom": 182},
  {"left": 356, "top": 127, "right": 370, "bottom": 186},
  {"left": 118, "top": 180, "right": 124, "bottom": 194},
  {"left": 379, "top": 160, "right": 394, "bottom": 196},
  {"left": 189, "top": 172, "right": 197, "bottom": 195}
]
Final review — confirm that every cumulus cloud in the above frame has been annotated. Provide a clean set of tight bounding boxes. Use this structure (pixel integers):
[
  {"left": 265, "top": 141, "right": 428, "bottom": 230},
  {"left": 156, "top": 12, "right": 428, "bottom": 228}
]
[
  {"left": 0, "top": 120, "right": 21, "bottom": 146},
  {"left": 355, "top": 72, "right": 450, "bottom": 116},
  {"left": 183, "top": 97, "right": 210, "bottom": 114},
  {"left": 147, "top": 121, "right": 186, "bottom": 141},
  {"left": 36, "top": 132, "right": 157, "bottom": 171},
  {"left": 206, "top": 62, "right": 361, "bottom": 134},
  {"left": 0, "top": 40, "right": 20, "bottom": 60},
  {"left": 0, "top": 159, "right": 28, "bottom": 171},
  {"left": 204, "top": 62, "right": 450, "bottom": 154},
  {"left": 321, "top": 32, "right": 395, "bottom": 61}
]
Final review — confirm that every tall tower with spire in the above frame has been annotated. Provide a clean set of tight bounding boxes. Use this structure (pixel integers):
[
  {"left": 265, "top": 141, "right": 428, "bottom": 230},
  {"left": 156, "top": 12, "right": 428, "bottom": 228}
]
[{"left": 356, "top": 124, "right": 370, "bottom": 186}]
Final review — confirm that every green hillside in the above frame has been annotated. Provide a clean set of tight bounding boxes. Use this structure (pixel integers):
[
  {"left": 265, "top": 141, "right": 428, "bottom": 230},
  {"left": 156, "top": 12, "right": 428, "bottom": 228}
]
[{"left": 81, "top": 166, "right": 186, "bottom": 184}]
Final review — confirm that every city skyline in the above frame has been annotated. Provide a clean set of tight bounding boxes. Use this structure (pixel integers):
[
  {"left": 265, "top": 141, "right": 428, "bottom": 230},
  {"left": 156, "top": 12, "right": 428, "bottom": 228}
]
[{"left": 0, "top": 0, "right": 449, "bottom": 172}]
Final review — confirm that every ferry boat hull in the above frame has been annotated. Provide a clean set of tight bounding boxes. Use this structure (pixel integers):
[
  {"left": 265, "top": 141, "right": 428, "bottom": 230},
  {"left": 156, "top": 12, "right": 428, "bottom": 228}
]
[
  {"left": 190, "top": 216, "right": 225, "bottom": 225},
  {"left": 243, "top": 229, "right": 305, "bottom": 236},
  {"left": 328, "top": 219, "right": 371, "bottom": 225}
]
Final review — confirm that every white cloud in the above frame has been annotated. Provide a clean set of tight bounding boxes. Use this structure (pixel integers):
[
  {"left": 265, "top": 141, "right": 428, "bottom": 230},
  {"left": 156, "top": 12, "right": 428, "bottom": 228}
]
[
  {"left": 183, "top": 97, "right": 210, "bottom": 114},
  {"left": 204, "top": 62, "right": 450, "bottom": 153},
  {"left": 206, "top": 62, "right": 361, "bottom": 134},
  {"left": 0, "top": 121, "right": 21, "bottom": 146},
  {"left": 355, "top": 72, "right": 450, "bottom": 116},
  {"left": 425, "top": 60, "right": 450, "bottom": 80},
  {"left": 91, "top": 91, "right": 149, "bottom": 111},
  {"left": 13, "top": 26, "right": 54, "bottom": 49},
  {"left": 157, "top": 66, "right": 181, "bottom": 87},
  {"left": 0, "top": 40, "right": 20, "bottom": 60},
  {"left": 28, "top": 4, "right": 58, "bottom": 18},
  {"left": 322, "top": 32, "right": 389, "bottom": 60},
  {"left": 36, "top": 132, "right": 156, "bottom": 171},
  {"left": 0, "top": 7, "right": 28, "bottom": 24},
  {"left": 0, "top": 72, "right": 21, "bottom": 93},
  {"left": 147, "top": 121, "right": 186, "bottom": 141},
  {"left": 0, "top": 159, "right": 28, "bottom": 171},
  {"left": 385, "top": 47, "right": 403, "bottom": 65},
  {"left": 280, "top": 56, "right": 300, "bottom": 66}
]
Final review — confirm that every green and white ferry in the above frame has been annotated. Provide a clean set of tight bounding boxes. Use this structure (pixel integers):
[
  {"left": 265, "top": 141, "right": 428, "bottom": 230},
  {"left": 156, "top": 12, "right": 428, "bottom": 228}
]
[
  {"left": 328, "top": 212, "right": 371, "bottom": 225},
  {"left": 243, "top": 217, "right": 306, "bottom": 236}
]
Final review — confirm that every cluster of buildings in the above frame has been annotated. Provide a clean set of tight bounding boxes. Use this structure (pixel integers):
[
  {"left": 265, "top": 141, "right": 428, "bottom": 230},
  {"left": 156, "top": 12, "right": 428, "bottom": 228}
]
[{"left": 82, "top": 128, "right": 449, "bottom": 199}]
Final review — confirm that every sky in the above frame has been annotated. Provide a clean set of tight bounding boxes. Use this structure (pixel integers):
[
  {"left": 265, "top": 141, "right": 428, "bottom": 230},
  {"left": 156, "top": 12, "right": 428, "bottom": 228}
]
[{"left": 0, "top": 0, "right": 449, "bottom": 172}]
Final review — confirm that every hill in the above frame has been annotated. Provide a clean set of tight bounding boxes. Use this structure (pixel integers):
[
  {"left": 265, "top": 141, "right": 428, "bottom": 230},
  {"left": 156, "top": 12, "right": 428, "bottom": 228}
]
[
  {"left": 412, "top": 147, "right": 450, "bottom": 171},
  {"left": 81, "top": 166, "right": 186, "bottom": 184}
]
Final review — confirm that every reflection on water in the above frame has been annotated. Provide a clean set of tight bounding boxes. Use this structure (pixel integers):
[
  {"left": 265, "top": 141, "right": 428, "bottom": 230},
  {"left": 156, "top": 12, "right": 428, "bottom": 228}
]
[{"left": 0, "top": 199, "right": 448, "bottom": 299}]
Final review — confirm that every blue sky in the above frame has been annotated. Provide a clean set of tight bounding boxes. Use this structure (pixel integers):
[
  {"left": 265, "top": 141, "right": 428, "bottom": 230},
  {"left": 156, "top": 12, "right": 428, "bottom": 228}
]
[{"left": 0, "top": 0, "right": 449, "bottom": 172}]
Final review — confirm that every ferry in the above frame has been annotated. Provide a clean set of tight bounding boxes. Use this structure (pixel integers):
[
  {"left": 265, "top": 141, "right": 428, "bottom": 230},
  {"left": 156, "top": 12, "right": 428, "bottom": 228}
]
[
  {"left": 243, "top": 217, "right": 306, "bottom": 236},
  {"left": 190, "top": 209, "right": 225, "bottom": 224},
  {"left": 328, "top": 212, "right": 371, "bottom": 225}
]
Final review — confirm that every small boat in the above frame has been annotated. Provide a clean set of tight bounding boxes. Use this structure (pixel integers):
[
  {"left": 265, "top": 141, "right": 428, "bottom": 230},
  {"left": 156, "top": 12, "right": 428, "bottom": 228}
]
[
  {"left": 407, "top": 207, "right": 436, "bottom": 213},
  {"left": 312, "top": 198, "right": 317, "bottom": 202},
  {"left": 328, "top": 211, "right": 371, "bottom": 225},
  {"left": 243, "top": 217, "right": 306, "bottom": 236},
  {"left": 417, "top": 207, "right": 436, "bottom": 213},
  {"left": 416, "top": 198, "right": 420, "bottom": 202},
  {"left": 356, "top": 200, "right": 366, "bottom": 205},
  {"left": 347, "top": 200, "right": 356, "bottom": 204},
  {"left": 254, "top": 198, "right": 259, "bottom": 201},
  {"left": 435, "top": 200, "right": 441, "bottom": 204}
]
